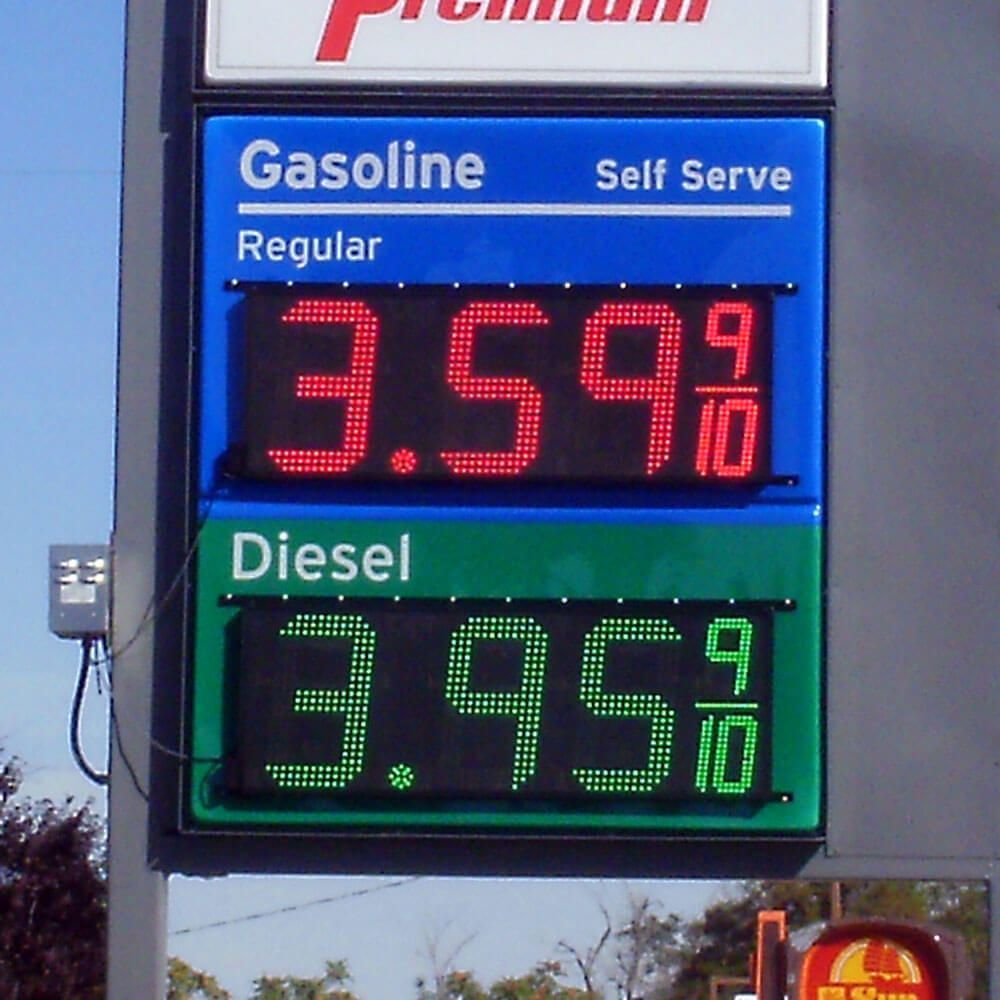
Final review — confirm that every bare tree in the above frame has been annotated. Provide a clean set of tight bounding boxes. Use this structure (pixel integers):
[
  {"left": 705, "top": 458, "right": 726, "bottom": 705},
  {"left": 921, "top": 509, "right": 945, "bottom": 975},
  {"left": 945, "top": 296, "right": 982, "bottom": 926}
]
[
  {"left": 557, "top": 903, "right": 613, "bottom": 996},
  {"left": 416, "top": 922, "right": 480, "bottom": 999},
  {"left": 608, "top": 894, "right": 682, "bottom": 1000}
]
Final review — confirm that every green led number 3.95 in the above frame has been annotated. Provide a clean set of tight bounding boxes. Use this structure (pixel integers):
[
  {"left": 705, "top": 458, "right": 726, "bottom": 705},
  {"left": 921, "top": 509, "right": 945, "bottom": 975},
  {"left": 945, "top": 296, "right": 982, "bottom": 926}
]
[{"left": 242, "top": 601, "right": 768, "bottom": 802}]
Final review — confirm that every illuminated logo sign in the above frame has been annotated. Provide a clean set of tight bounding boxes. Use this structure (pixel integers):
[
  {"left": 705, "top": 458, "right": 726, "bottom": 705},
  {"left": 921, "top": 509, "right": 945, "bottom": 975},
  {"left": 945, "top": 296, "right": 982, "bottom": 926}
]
[
  {"left": 800, "top": 934, "right": 941, "bottom": 1000},
  {"left": 203, "top": 0, "right": 829, "bottom": 87}
]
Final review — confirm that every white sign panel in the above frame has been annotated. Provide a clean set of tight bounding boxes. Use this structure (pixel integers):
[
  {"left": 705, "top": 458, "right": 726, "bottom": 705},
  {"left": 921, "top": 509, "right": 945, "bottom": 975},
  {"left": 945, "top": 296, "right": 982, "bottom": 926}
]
[{"left": 204, "top": 0, "right": 828, "bottom": 88}]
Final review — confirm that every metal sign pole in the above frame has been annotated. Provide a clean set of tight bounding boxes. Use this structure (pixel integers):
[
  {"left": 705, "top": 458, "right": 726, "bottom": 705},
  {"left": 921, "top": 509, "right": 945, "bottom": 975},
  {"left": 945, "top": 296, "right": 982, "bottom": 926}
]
[{"left": 108, "top": 0, "right": 170, "bottom": 996}]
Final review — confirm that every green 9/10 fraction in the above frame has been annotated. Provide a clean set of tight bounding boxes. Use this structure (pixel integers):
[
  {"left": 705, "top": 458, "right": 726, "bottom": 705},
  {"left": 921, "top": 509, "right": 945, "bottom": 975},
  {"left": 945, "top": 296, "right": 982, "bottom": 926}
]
[{"left": 226, "top": 598, "right": 780, "bottom": 805}]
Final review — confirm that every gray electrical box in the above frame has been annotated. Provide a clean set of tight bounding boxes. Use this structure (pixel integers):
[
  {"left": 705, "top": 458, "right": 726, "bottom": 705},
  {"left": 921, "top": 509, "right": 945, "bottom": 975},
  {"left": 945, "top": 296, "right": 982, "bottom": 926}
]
[{"left": 48, "top": 544, "right": 111, "bottom": 639}]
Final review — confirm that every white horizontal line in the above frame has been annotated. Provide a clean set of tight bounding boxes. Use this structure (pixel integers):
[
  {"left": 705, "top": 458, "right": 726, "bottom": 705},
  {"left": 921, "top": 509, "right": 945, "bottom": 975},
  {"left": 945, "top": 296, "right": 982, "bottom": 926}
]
[{"left": 237, "top": 201, "right": 792, "bottom": 219}]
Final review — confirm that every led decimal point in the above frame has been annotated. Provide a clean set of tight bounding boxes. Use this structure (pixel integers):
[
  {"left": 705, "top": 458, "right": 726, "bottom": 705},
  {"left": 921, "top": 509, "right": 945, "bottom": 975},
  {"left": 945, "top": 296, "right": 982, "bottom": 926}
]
[
  {"left": 389, "top": 448, "right": 419, "bottom": 475},
  {"left": 388, "top": 763, "right": 416, "bottom": 791}
]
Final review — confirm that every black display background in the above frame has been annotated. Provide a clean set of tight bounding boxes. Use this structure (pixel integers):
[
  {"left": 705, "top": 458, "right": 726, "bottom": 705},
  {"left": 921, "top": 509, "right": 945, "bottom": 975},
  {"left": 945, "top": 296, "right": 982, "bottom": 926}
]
[
  {"left": 226, "top": 598, "right": 774, "bottom": 804},
  {"left": 235, "top": 285, "right": 774, "bottom": 486}
]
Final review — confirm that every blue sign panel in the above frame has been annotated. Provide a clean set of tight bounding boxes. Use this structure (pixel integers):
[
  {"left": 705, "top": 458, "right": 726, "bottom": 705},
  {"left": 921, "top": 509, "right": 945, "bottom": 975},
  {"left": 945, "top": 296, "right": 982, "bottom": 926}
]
[{"left": 199, "top": 116, "right": 825, "bottom": 521}]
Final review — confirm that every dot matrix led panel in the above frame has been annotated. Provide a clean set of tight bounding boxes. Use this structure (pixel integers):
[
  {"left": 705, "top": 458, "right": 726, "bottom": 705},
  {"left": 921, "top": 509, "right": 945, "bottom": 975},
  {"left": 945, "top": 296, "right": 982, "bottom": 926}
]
[
  {"left": 236, "top": 284, "right": 777, "bottom": 485},
  {"left": 227, "top": 598, "right": 778, "bottom": 802},
  {"left": 191, "top": 116, "right": 826, "bottom": 835}
]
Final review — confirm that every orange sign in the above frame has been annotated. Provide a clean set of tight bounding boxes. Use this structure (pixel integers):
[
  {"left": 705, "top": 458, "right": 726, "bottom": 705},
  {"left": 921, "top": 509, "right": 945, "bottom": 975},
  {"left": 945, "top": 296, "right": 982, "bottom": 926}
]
[{"left": 799, "top": 929, "right": 945, "bottom": 1000}]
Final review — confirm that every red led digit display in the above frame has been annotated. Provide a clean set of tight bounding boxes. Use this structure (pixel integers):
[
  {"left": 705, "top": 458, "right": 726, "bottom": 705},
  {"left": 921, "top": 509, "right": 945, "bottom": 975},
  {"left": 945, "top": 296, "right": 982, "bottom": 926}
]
[
  {"left": 237, "top": 284, "right": 774, "bottom": 485},
  {"left": 439, "top": 301, "right": 549, "bottom": 477},
  {"left": 579, "top": 301, "right": 683, "bottom": 475},
  {"left": 266, "top": 298, "right": 379, "bottom": 475}
]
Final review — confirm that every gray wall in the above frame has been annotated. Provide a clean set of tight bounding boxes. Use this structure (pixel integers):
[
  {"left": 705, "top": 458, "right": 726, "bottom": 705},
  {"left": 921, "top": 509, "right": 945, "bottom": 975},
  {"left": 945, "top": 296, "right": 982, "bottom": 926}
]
[{"left": 824, "top": 0, "right": 998, "bottom": 870}]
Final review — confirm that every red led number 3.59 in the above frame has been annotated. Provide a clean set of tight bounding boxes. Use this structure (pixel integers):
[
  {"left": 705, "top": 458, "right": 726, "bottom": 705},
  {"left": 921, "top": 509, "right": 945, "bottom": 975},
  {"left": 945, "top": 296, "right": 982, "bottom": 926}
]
[{"left": 240, "top": 285, "right": 774, "bottom": 486}]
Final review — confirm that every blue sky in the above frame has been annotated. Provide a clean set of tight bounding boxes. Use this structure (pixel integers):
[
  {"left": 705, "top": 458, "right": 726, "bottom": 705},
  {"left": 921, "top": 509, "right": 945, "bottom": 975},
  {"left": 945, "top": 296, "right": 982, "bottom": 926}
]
[{"left": 0, "top": 3, "right": 725, "bottom": 996}]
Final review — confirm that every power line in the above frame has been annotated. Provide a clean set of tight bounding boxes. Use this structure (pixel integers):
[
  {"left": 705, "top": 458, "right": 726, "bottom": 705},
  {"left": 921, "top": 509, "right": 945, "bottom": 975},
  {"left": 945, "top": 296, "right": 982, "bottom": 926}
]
[{"left": 170, "top": 877, "right": 422, "bottom": 937}]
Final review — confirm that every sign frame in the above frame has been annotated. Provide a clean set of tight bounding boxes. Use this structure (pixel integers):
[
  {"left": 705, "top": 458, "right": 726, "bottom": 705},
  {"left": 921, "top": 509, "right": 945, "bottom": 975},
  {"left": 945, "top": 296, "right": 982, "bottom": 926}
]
[
  {"left": 185, "top": 112, "right": 827, "bottom": 841},
  {"left": 201, "top": 0, "right": 830, "bottom": 90}
]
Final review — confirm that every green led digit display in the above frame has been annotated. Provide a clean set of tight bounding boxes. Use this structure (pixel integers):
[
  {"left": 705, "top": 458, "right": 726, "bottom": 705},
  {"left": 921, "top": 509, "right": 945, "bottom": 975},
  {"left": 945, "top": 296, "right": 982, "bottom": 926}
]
[
  {"left": 705, "top": 616, "right": 755, "bottom": 696},
  {"left": 444, "top": 616, "right": 549, "bottom": 791},
  {"left": 572, "top": 618, "right": 678, "bottom": 794},
  {"left": 264, "top": 613, "right": 376, "bottom": 791},
  {"left": 227, "top": 597, "right": 777, "bottom": 804},
  {"left": 694, "top": 706, "right": 761, "bottom": 795}
]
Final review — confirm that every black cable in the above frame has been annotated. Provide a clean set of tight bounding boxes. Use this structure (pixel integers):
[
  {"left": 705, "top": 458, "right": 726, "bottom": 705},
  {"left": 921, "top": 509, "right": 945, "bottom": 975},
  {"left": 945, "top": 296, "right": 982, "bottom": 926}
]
[
  {"left": 148, "top": 733, "right": 225, "bottom": 765},
  {"left": 69, "top": 638, "right": 109, "bottom": 786},
  {"left": 64, "top": 500, "right": 220, "bottom": 795},
  {"left": 170, "top": 877, "right": 422, "bottom": 937},
  {"left": 92, "top": 495, "right": 215, "bottom": 670},
  {"left": 108, "top": 699, "right": 150, "bottom": 802},
  {"left": 101, "top": 635, "right": 150, "bottom": 802},
  {"left": 68, "top": 503, "right": 218, "bottom": 791}
]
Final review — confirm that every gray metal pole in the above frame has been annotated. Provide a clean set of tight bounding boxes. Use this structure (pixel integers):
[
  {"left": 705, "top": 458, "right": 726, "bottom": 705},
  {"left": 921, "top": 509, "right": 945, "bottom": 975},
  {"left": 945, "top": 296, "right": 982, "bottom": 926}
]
[
  {"left": 107, "top": 0, "right": 170, "bottom": 995},
  {"left": 991, "top": 875, "right": 998, "bottom": 1000},
  {"left": 106, "top": 667, "right": 167, "bottom": 1000}
]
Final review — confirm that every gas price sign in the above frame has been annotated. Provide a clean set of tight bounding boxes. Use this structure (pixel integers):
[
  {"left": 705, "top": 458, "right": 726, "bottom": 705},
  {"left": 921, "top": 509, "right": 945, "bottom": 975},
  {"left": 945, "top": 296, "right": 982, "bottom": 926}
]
[{"left": 190, "top": 116, "right": 826, "bottom": 836}]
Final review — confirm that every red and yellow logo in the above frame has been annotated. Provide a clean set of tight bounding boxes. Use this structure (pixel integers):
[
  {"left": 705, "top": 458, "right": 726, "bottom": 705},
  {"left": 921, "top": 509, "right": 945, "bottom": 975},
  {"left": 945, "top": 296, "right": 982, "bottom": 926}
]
[{"left": 802, "top": 936, "right": 935, "bottom": 1000}]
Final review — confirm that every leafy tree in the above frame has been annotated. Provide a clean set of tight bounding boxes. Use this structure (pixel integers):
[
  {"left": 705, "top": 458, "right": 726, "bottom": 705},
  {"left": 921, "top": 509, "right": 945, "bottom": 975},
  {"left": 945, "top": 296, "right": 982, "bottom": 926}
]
[
  {"left": 167, "top": 956, "right": 232, "bottom": 999},
  {"left": 418, "top": 961, "right": 594, "bottom": 1000},
  {"left": 921, "top": 882, "right": 990, "bottom": 999},
  {"left": 492, "top": 959, "right": 596, "bottom": 999},
  {"left": 0, "top": 750, "right": 107, "bottom": 999},
  {"left": 417, "top": 968, "right": 489, "bottom": 1000},
  {"left": 251, "top": 958, "right": 360, "bottom": 1000},
  {"left": 663, "top": 886, "right": 765, "bottom": 1000}
]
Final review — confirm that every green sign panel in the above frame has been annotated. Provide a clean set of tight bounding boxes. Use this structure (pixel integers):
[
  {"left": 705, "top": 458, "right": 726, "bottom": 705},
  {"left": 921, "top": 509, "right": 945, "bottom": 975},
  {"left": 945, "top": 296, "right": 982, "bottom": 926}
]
[{"left": 189, "top": 519, "right": 821, "bottom": 832}]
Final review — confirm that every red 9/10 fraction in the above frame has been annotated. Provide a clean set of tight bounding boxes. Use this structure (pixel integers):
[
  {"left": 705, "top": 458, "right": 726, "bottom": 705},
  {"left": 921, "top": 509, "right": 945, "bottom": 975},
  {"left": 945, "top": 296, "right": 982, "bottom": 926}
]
[{"left": 234, "top": 284, "right": 776, "bottom": 486}]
